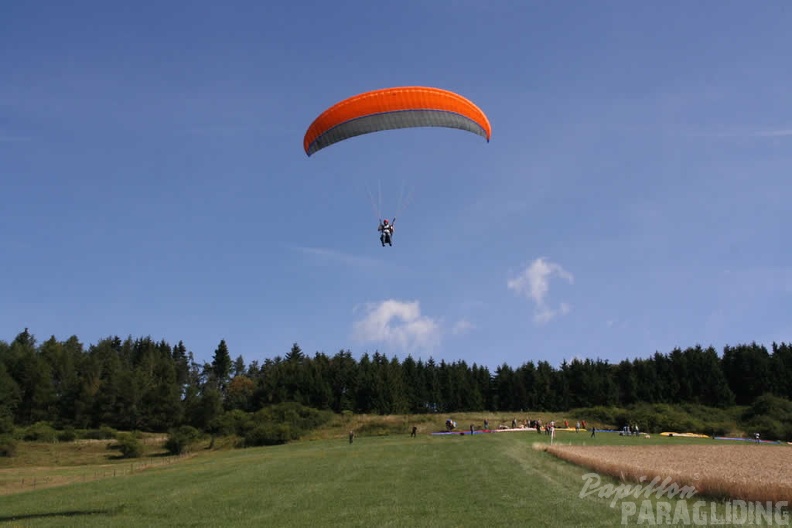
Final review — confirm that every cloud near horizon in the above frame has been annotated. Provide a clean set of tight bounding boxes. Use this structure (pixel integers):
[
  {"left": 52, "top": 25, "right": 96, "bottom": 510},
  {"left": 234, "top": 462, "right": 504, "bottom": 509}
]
[
  {"left": 351, "top": 300, "right": 441, "bottom": 352},
  {"left": 508, "top": 257, "right": 574, "bottom": 324}
]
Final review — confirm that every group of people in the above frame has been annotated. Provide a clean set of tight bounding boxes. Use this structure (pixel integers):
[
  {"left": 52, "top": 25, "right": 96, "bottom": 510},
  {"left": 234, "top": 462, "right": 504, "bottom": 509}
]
[
  {"left": 498, "top": 418, "right": 589, "bottom": 433},
  {"left": 411, "top": 416, "right": 598, "bottom": 437},
  {"left": 620, "top": 424, "right": 641, "bottom": 436}
]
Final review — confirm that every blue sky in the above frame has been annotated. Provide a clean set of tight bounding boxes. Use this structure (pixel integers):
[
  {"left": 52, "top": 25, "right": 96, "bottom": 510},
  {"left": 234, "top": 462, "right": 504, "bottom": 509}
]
[{"left": 2, "top": 1, "right": 790, "bottom": 370}]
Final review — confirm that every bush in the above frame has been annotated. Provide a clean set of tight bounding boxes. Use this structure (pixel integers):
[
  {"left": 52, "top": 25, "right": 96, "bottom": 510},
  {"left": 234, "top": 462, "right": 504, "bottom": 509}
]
[
  {"left": 0, "top": 414, "right": 14, "bottom": 435},
  {"left": 570, "top": 406, "right": 625, "bottom": 428},
  {"left": 215, "top": 409, "right": 254, "bottom": 437},
  {"left": 741, "top": 394, "right": 792, "bottom": 441},
  {"left": 82, "top": 426, "right": 117, "bottom": 440},
  {"left": 112, "top": 433, "right": 143, "bottom": 458},
  {"left": 239, "top": 403, "right": 332, "bottom": 446},
  {"left": 0, "top": 434, "right": 17, "bottom": 457},
  {"left": 354, "top": 419, "right": 405, "bottom": 437},
  {"left": 743, "top": 415, "right": 787, "bottom": 442},
  {"left": 244, "top": 423, "right": 292, "bottom": 447},
  {"left": 570, "top": 403, "right": 735, "bottom": 435},
  {"left": 253, "top": 403, "right": 333, "bottom": 432},
  {"left": 58, "top": 426, "right": 77, "bottom": 442},
  {"left": 23, "top": 422, "right": 58, "bottom": 442},
  {"left": 185, "top": 403, "right": 333, "bottom": 448},
  {"left": 165, "top": 426, "right": 202, "bottom": 455},
  {"left": 619, "top": 404, "right": 699, "bottom": 434},
  {"left": 742, "top": 394, "right": 792, "bottom": 422}
]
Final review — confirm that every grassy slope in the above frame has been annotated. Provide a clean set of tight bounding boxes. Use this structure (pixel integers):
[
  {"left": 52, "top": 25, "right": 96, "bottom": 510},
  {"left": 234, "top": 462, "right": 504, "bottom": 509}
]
[{"left": 0, "top": 427, "right": 760, "bottom": 528}]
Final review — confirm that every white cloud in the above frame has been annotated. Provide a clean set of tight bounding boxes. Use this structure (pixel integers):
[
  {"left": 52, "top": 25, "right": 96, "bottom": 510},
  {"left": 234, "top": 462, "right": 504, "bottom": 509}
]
[
  {"left": 352, "top": 300, "right": 441, "bottom": 352},
  {"left": 451, "top": 319, "right": 475, "bottom": 336},
  {"left": 685, "top": 126, "right": 792, "bottom": 139},
  {"left": 294, "top": 246, "right": 383, "bottom": 269},
  {"left": 508, "top": 257, "right": 574, "bottom": 324},
  {"left": 749, "top": 128, "right": 792, "bottom": 138},
  {"left": 606, "top": 318, "right": 629, "bottom": 330}
]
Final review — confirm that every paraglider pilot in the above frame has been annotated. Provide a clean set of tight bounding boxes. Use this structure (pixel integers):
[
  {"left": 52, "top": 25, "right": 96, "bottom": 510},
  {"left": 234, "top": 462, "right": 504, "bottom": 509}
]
[{"left": 378, "top": 218, "right": 394, "bottom": 247}]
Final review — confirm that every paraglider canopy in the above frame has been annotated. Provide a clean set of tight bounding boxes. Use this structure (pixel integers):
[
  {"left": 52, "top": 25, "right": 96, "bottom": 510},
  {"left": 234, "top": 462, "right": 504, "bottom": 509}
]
[{"left": 303, "top": 86, "right": 492, "bottom": 156}]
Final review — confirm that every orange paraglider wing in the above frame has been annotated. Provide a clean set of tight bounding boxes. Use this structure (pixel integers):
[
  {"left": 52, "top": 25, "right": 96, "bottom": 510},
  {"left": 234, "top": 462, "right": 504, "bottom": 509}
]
[{"left": 303, "top": 86, "right": 491, "bottom": 156}]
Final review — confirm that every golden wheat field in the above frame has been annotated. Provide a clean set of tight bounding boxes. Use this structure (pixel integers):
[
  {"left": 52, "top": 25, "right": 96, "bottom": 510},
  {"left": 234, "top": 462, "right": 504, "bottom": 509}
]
[{"left": 546, "top": 444, "right": 792, "bottom": 503}]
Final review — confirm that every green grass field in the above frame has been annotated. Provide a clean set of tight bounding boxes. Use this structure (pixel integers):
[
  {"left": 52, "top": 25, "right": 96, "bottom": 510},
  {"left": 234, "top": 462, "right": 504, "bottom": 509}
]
[{"left": 1, "top": 428, "right": 770, "bottom": 527}]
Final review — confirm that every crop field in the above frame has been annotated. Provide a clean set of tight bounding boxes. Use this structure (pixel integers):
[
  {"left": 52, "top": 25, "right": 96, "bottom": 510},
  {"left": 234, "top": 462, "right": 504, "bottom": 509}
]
[
  {"left": 546, "top": 443, "right": 792, "bottom": 504},
  {"left": 1, "top": 428, "right": 789, "bottom": 527}
]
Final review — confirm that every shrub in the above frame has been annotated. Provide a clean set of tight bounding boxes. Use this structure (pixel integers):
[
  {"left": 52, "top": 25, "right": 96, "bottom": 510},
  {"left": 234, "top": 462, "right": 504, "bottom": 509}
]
[
  {"left": 23, "top": 422, "right": 58, "bottom": 442},
  {"left": 253, "top": 402, "right": 333, "bottom": 433},
  {"left": 58, "top": 426, "right": 77, "bottom": 442},
  {"left": 0, "top": 434, "right": 17, "bottom": 457},
  {"left": 0, "top": 414, "right": 14, "bottom": 435},
  {"left": 570, "top": 406, "right": 625, "bottom": 428},
  {"left": 239, "top": 403, "right": 332, "bottom": 446},
  {"left": 215, "top": 409, "right": 254, "bottom": 437},
  {"left": 113, "top": 433, "right": 143, "bottom": 458},
  {"left": 354, "top": 419, "right": 405, "bottom": 437},
  {"left": 83, "top": 426, "right": 117, "bottom": 440},
  {"left": 571, "top": 403, "right": 741, "bottom": 435},
  {"left": 742, "top": 394, "right": 792, "bottom": 422},
  {"left": 743, "top": 415, "right": 786, "bottom": 442},
  {"left": 244, "top": 423, "right": 292, "bottom": 447},
  {"left": 741, "top": 395, "right": 792, "bottom": 441},
  {"left": 165, "top": 426, "right": 202, "bottom": 455}
]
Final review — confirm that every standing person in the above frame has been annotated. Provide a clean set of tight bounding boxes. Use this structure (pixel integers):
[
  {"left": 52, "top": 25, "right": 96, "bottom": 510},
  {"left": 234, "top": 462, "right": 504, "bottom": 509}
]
[
  {"left": 483, "top": 419, "right": 489, "bottom": 430},
  {"left": 590, "top": 426, "right": 596, "bottom": 438},
  {"left": 411, "top": 426, "right": 417, "bottom": 438},
  {"left": 469, "top": 424, "right": 474, "bottom": 435},
  {"left": 349, "top": 430, "right": 355, "bottom": 444}
]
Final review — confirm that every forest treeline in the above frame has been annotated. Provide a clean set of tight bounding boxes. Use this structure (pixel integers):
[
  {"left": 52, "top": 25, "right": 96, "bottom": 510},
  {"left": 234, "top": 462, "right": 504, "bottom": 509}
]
[{"left": 1, "top": 328, "right": 791, "bottom": 434}]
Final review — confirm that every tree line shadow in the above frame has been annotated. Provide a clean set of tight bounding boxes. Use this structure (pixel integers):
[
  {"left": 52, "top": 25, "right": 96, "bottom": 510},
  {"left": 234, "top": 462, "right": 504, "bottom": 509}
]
[{"left": 0, "top": 505, "right": 125, "bottom": 522}]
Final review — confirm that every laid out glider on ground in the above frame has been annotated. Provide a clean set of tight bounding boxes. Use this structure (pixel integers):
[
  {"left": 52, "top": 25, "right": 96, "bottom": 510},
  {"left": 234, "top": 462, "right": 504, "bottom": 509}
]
[{"left": 303, "top": 86, "right": 492, "bottom": 156}]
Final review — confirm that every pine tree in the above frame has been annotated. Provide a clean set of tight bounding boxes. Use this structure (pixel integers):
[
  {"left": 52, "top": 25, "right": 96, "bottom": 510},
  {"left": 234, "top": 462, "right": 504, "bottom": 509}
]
[
  {"left": 232, "top": 355, "right": 246, "bottom": 378},
  {"left": 211, "top": 339, "right": 232, "bottom": 392}
]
